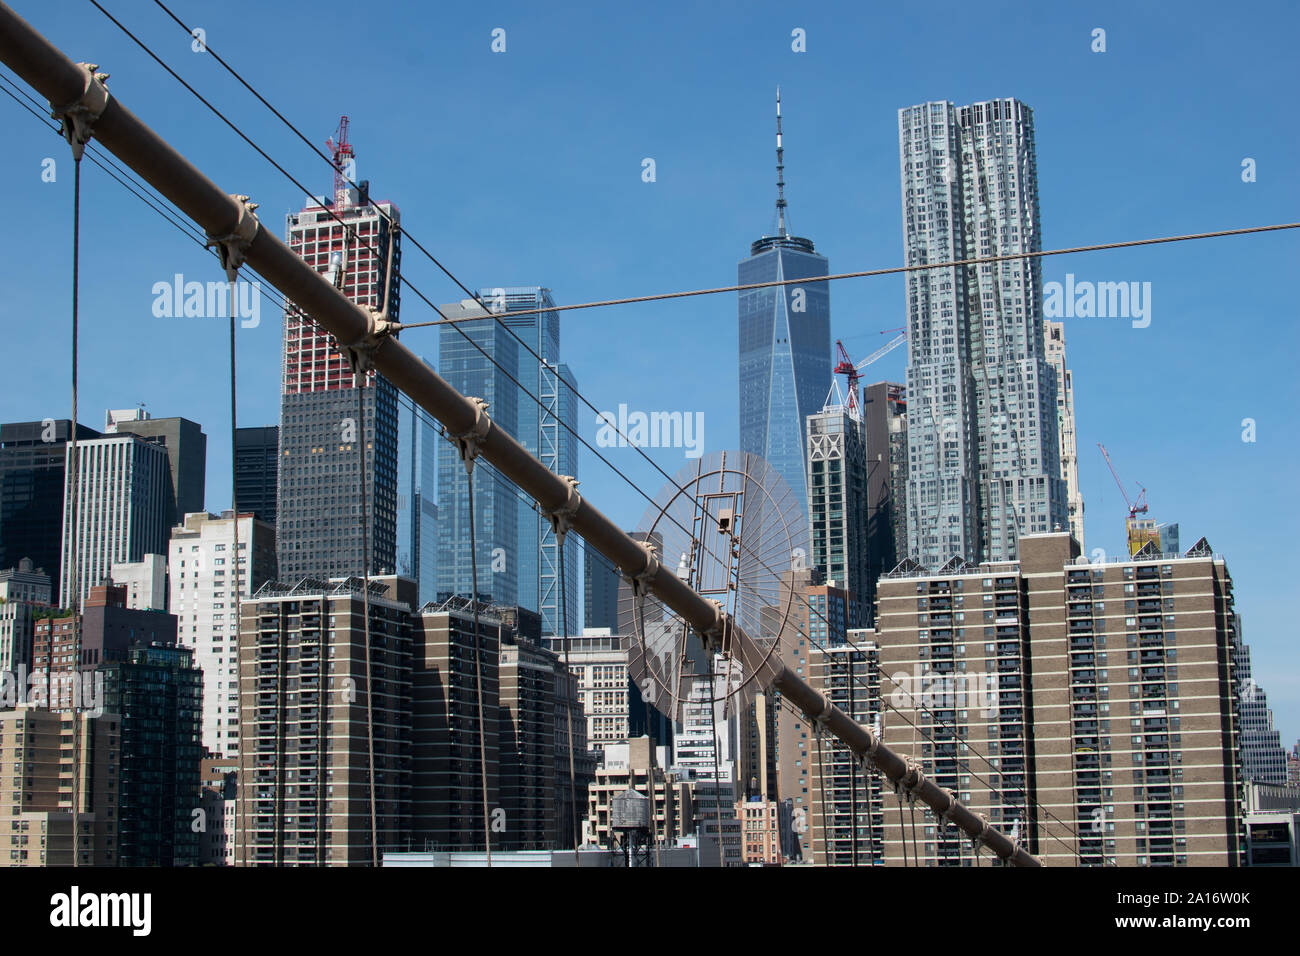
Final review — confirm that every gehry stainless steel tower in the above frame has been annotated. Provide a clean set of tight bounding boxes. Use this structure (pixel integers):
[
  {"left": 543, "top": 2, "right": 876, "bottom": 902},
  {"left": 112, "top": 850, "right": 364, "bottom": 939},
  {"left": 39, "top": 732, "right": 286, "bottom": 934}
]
[{"left": 898, "top": 98, "right": 1066, "bottom": 566}]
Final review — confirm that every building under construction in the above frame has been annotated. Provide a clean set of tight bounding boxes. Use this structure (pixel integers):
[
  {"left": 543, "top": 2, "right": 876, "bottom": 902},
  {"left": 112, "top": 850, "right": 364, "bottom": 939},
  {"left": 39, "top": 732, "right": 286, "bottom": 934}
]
[{"left": 277, "top": 118, "right": 400, "bottom": 583}]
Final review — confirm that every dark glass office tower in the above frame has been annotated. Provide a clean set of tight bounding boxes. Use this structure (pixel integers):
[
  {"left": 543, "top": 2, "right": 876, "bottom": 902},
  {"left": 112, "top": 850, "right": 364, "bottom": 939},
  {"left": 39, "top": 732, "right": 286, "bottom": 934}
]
[
  {"left": 738, "top": 91, "right": 830, "bottom": 531},
  {"left": 0, "top": 419, "right": 99, "bottom": 597},
  {"left": 234, "top": 425, "right": 279, "bottom": 526},
  {"left": 99, "top": 643, "right": 204, "bottom": 867},
  {"left": 583, "top": 537, "right": 619, "bottom": 632}
]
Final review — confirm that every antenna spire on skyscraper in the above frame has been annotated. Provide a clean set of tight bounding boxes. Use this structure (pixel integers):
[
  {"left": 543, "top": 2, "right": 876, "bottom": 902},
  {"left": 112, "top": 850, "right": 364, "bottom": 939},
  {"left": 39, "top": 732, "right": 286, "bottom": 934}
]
[{"left": 775, "top": 87, "right": 787, "bottom": 237}]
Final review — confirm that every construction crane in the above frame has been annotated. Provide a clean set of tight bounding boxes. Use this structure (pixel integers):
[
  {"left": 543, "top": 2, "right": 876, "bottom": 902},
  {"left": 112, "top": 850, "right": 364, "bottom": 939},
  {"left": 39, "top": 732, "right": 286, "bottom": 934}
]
[
  {"left": 1096, "top": 442, "right": 1147, "bottom": 519},
  {"left": 829, "top": 332, "right": 906, "bottom": 420},
  {"left": 325, "top": 115, "right": 354, "bottom": 208},
  {"left": 1098, "top": 442, "right": 1158, "bottom": 556}
]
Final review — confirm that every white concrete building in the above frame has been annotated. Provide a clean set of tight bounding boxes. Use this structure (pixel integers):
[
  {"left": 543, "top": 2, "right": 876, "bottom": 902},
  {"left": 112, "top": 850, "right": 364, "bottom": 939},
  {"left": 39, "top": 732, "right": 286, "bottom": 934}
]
[
  {"left": 111, "top": 553, "right": 168, "bottom": 611},
  {"left": 59, "top": 433, "right": 170, "bottom": 608},
  {"left": 169, "top": 511, "right": 276, "bottom": 756},
  {"left": 548, "top": 629, "right": 633, "bottom": 758}
]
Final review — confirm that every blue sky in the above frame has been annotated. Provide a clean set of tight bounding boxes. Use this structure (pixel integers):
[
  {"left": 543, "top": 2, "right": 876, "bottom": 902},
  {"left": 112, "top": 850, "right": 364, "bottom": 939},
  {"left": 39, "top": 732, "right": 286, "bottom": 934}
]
[{"left": 2, "top": 1, "right": 1297, "bottom": 737}]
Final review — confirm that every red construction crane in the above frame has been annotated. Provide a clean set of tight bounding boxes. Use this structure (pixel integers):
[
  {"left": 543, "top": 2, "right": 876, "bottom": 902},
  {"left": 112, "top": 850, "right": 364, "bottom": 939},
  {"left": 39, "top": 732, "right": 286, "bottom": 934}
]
[
  {"left": 830, "top": 332, "right": 907, "bottom": 420},
  {"left": 325, "top": 115, "right": 353, "bottom": 208},
  {"left": 1097, "top": 442, "right": 1148, "bottom": 519}
]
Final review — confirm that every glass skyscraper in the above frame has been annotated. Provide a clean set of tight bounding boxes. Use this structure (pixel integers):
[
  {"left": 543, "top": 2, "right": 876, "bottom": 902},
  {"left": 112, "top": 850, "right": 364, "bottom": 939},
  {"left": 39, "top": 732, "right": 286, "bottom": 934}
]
[
  {"left": 435, "top": 305, "right": 520, "bottom": 609},
  {"left": 396, "top": 359, "right": 439, "bottom": 607},
  {"left": 435, "top": 288, "right": 579, "bottom": 637},
  {"left": 738, "top": 91, "right": 830, "bottom": 535},
  {"left": 499, "top": 288, "right": 579, "bottom": 639},
  {"left": 898, "top": 98, "right": 1066, "bottom": 566}
]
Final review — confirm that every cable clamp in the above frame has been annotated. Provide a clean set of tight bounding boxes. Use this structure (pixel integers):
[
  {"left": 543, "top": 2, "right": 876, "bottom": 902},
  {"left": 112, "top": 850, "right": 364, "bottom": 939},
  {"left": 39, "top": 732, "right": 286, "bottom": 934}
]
[
  {"left": 543, "top": 475, "right": 582, "bottom": 540},
  {"left": 451, "top": 397, "right": 491, "bottom": 472},
  {"left": 50, "top": 63, "right": 109, "bottom": 162},
  {"left": 626, "top": 540, "right": 661, "bottom": 596},
  {"left": 702, "top": 606, "right": 733, "bottom": 658},
  {"left": 969, "top": 812, "right": 993, "bottom": 851},
  {"left": 938, "top": 788, "right": 960, "bottom": 829},
  {"left": 899, "top": 758, "right": 925, "bottom": 802},
  {"left": 344, "top": 313, "right": 395, "bottom": 376},
  {"left": 345, "top": 217, "right": 397, "bottom": 374},
  {"left": 813, "top": 694, "right": 834, "bottom": 731},
  {"left": 205, "top": 194, "right": 261, "bottom": 283}
]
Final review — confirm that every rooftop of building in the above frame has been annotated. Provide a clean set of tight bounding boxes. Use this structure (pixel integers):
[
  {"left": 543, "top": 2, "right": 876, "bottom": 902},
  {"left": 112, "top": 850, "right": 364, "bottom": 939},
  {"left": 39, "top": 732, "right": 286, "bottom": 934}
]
[
  {"left": 251, "top": 575, "right": 407, "bottom": 604},
  {"left": 882, "top": 533, "right": 1224, "bottom": 581},
  {"left": 747, "top": 234, "right": 817, "bottom": 257}
]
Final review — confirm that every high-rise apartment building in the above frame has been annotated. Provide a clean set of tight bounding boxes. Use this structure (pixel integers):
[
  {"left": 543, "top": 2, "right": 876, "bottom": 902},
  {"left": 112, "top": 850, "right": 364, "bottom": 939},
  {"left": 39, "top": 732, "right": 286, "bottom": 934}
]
[
  {"left": 99, "top": 643, "right": 204, "bottom": 866},
  {"left": 435, "top": 289, "right": 579, "bottom": 637},
  {"left": 498, "top": 636, "right": 557, "bottom": 849},
  {"left": 1043, "top": 321, "right": 1083, "bottom": 549},
  {"left": 169, "top": 511, "right": 277, "bottom": 756},
  {"left": 498, "top": 632, "right": 593, "bottom": 851},
  {"left": 874, "top": 532, "right": 1245, "bottom": 866},
  {"left": 0, "top": 419, "right": 100, "bottom": 599},
  {"left": 58, "top": 432, "right": 170, "bottom": 608},
  {"left": 862, "top": 381, "right": 908, "bottom": 617},
  {"left": 277, "top": 175, "right": 400, "bottom": 583},
  {"left": 738, "top": 92, "right": 830, "bottom": 529},
  {"left": 233, "top": 425, "right": 279, "bottom": 526},
  {"left": 0, "top": 707, "right": 119, "bottom": 866},
  {"left": 773, "top": 567, "right": 850, "bottom": 860},
  {"left": 806, "top": 406, "right": 868, "bottom": 625},
  {"left": 236, "top": 576, "right": 415, "bottom": 866},
  {"left": 109, "top": 414, "right": 207, "bottom": 529},
  {"left": 899, "top": 98, "right": 1066, "bottom": 567},
  {"left": 808, "top": 635, "right": 886, "bottom": 865},
  {"left": 412, "top": 597, "right": 502, "bottom": 851}
]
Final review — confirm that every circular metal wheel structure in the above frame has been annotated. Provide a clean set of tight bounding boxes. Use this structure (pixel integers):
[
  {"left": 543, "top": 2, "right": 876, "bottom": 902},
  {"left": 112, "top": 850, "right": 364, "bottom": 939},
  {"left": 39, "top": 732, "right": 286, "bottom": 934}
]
[{"left": 622, "top": 450, "right": 809, "bottom": 722}]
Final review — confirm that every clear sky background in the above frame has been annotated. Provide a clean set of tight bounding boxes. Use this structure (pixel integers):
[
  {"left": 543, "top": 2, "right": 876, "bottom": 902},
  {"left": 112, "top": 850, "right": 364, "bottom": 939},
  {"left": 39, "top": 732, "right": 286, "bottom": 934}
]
[{"left": 2, "top": 1, "right": 1297, "bottom": 738}]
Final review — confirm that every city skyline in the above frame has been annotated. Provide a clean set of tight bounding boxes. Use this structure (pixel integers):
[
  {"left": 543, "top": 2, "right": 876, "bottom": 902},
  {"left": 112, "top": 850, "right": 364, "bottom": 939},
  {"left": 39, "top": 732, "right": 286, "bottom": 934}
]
[{"left": 1, "top": 0, "right": 1296, "bottom": 744}]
